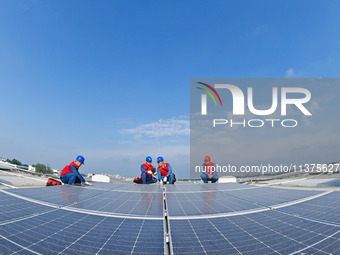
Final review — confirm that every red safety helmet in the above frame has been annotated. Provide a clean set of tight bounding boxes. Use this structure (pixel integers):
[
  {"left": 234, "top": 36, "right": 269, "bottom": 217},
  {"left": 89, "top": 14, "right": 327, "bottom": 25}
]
[{"left": 204, "top": 156, "right": 211, "bottom": 162}]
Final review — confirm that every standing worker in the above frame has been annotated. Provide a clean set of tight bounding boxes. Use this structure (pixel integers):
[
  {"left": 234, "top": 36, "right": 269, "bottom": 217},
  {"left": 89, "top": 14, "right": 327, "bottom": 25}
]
[
  {"left": 201, "top": 156, "right": 218, "bottom": 183},
  {"left": 157, "top": 156, "right": 175, "bottom": 184},
  {"left": 60, "top": 155, "right": 91, "bottom": 185},
  {"left": 141, "top": 156, "right": 157, "bottom": 184}
]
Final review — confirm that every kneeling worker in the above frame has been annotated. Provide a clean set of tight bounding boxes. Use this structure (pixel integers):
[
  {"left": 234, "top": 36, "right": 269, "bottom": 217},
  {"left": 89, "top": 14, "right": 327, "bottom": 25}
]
[
  {"left": 201, "top": 156, "right": 218, "bottom": 183},
  {"left": 141, "top": 156, "right": 157, "bottom": 184},
  {"left": 60, "top": 155, "right": 91, "bottom": 185},
  {"left": 157, "top": 156, "right": 174, "bottom": 184}
]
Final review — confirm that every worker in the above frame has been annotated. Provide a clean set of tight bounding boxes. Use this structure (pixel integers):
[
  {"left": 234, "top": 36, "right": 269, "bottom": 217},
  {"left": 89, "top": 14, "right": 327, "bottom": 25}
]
[
  {"left": 201, "top": 156, "right": 218, "bottom": 183},
  {"left": 157, "top": 156, "right": 175, "bottom": 184},
  {"left": 141, "top": 156, "right": 157, "bottom": 184},
  {"left": 60, "top": 155, "right": 91, "bottom": 185}
]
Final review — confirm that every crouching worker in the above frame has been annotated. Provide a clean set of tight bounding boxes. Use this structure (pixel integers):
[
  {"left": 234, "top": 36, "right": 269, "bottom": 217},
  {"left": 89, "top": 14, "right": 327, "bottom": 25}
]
[
  {"left": 141, "top": 156, "right": 157, "bottom": 184},
  {"left": 201, "top": 156, "right": 218, "bottom": 183},
  {"left": 157, "top": 156, "right": 175, "bottom": 184},
  {"left": 60, "top": 155, "right": 91, "bottom": 185}
]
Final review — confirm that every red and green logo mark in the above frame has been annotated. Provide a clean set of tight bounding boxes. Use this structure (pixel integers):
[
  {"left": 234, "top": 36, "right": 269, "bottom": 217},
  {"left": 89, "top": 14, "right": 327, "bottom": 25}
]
[{"left": 196, "top": 82, "right": 222, "bottom": 106}]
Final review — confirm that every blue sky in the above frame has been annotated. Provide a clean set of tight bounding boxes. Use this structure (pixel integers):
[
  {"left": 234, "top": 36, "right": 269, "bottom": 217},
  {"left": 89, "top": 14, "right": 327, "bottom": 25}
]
[{"left": 0, "top": 0, "right": 340, "bottom": 178}]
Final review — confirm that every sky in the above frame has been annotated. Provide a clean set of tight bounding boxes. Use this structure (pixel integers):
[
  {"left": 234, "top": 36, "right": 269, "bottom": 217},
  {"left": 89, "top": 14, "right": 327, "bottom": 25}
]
[{"left": 0, "top": 0, "right": 340, "bottom": 178}]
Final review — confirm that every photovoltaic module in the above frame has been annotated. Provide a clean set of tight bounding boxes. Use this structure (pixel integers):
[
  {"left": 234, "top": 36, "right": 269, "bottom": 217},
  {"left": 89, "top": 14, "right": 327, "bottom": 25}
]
[{"left": 1, "top": 183, "right": 339, "bottom": 254}]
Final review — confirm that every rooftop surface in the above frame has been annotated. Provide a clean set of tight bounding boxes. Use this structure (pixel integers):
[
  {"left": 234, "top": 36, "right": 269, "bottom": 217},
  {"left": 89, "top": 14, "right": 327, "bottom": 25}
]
[
  {"left": 1, "top": 173, "right": 340, "bottom": 254},
  {"left": 0, "top": 170, "right": 48, "bottom": 189}
]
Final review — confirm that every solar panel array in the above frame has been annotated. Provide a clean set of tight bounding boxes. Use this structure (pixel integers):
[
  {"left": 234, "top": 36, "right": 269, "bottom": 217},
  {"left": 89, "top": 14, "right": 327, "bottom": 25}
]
[
  {"left": 0, "top": 184, "right": 165, "bottom": 255},
  {"left": 1, "top": 182, "right": 340, "bottom": 254}
]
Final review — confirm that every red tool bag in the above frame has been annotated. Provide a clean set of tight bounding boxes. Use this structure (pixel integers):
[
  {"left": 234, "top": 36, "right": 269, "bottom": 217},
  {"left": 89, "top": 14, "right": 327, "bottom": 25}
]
[
  {"left": 46, "top": 178, "right": 62, "bottom": 186},
  {"left": 133, "top": 177, "right": 143, "bottom": 184}
]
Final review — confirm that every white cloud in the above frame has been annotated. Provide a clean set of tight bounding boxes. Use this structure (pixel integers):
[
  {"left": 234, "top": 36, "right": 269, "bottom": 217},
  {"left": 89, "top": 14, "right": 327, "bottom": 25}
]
[
  {"left": 285, "top": 67, "right": 305, "bottom": 78},
  {"left": 122, "top": 116, "right": 189, "bottom": 138},
  {"left": 285, "top": 68, "right": 295, "bottom": 78}
]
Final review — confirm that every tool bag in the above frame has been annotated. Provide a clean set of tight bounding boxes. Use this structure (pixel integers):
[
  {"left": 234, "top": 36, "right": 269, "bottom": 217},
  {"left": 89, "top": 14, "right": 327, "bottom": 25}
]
[
  {"left": 173, "top": 173, "right": 177, "bottom": 183},
  {"left": 133, "top": 177, "right": 143, "bottom": 184},
  {"left": 46, "top": 178, "right": 62, "bottom": 186}
]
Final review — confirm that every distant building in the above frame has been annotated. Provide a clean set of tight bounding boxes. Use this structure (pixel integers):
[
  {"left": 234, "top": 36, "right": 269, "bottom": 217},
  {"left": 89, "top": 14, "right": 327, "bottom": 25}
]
[
  {"left": 92, "top": 174, "right": 111, "bottom": 183},
  {"left": 52, "top": 169, "right": 60, "bottom": 175},
  {"left": 28, "top": 165, "right": 36, "bottom": 173},
  {"left": 0, "top": 160, "right": 16, "bottom": 169}
]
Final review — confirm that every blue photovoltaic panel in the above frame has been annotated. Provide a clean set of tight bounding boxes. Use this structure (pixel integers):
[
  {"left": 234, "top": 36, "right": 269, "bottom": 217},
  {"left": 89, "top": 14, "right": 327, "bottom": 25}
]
[
  {"left": 165, "top": 182, "right": 252, "bottom": 193},
  {"left": 277, "top": 191, "right": 340, "bottom": 225},
  {"left": 166, "top": 185, "right": 323, "bottom": 217},
  {"left": 85, "top": 182, "right": 126, "bottom": 190},
  {"left": 113, "top": 183, "right": 163, "bottom": 193},
  {"left": 66, "top": 191, "right": 164, "bottom": 217},
  {"left": 0, "top": 183, "right": 165, "bottom": 255},
  {"left": 225, "top": 187, "right": 322, "bottom": 207},
  {"left": 5, "top": 185, "right": 109, "bottom": 207},
  {"left": 169, "top": 210, "right": 340, "bottom": 254},
  {"left": 166, "top": 184, "right": 340, "bottom": 254},
  {"left": 86, "top": 182, "right": 164, "bottom": 193},
  {"left": 4, "top": 185, "right": 164, "bottom": 217},
  {"left": 0, "top": 210, "right": 164, "bottom": 255},
  {"left": 166, "top": 191, "right": 259, "bottom": 217},
  {"left": 1, "top": 182, "right": 340, "bottom": 254},
  {"left": 0, "top": 192, "right": 53, "bottom": 223}
]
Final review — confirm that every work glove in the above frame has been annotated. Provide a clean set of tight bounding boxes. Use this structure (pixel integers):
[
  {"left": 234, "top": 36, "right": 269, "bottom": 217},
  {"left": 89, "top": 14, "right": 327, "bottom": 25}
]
[
  {"left": 147, "top": 171, "right": 153, "bottom": 175},
  {"left": 163, "top": 176, "right": 167, "bottom": 183},
  {"left": 160, "top": 180, "right": 163, "bottom": 185}
]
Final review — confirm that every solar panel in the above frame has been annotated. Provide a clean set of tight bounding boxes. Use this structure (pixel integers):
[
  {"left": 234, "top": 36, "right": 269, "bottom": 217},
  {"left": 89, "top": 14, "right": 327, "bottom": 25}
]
[
  {"left": 277, "top": 191, "right": 340, "bottom": 225},
  {"left": 165, "top": 184, "right": 324, "bottom": 218},
  {"left": 3, "top": 185, "right": 164, "bottom": 218},
  {"left": 169, "top": 209, "right": 340, "bottom": 254},
  {"left": 1, "top": 182, "right": 340, "bottom": 254},
  {"left": 165, "top": 184, "right": 340, "bottom": 255},
  {"left": 224, "top": 186, "right": 322, "bottom": 206},
  {"left": 0, "top": 184, "right": 165, "bottom": 255},
  {"left": 165, "top": 182, "right": 252, "bottom": 193},
  {"left": 0, "top": 192, "right": 57, "bottom": 225},
  {"left": 1, "top": 212, "right": 164, "bottom": 254}
]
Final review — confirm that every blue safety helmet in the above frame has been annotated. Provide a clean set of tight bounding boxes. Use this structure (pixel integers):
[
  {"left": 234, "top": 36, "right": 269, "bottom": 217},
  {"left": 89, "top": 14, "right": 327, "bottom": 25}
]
[
  {"left": 146, "top": 156, "right": 152, "bottom": 162},
  {"left": 157, "top": 156, "right": 164, "bottom": 163},
  {"left": 76, "top": 155, "right": 85, "bottom": 165}
]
